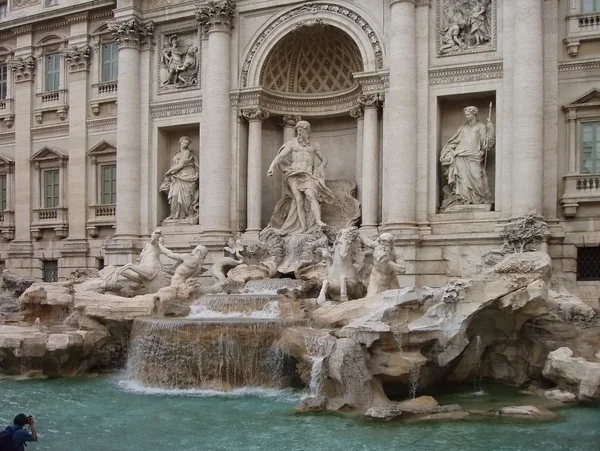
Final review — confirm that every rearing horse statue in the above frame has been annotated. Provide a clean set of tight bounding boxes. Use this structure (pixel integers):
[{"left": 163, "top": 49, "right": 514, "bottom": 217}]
[
  {"left": 112, "top": 228, "right": 170, "bottom": 294},
  {"left": 317, "top": 226, "right": 363, "bottom": 304}
]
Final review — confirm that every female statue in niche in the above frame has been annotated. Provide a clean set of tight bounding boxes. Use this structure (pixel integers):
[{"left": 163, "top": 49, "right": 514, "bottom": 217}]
[{"left": 160, "top": 136, "right": 199, "bottom": 223}]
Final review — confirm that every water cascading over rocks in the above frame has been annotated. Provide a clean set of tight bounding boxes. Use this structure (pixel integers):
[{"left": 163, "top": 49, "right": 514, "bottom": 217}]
[{"left": 126, "top": 318, "right": 303, "bottom": 390}]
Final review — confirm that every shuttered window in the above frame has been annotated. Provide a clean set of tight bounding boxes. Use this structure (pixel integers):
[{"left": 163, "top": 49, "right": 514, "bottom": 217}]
[
  {"left": 45, "top": 53, "right": 60, "bottom": 92},
  {"left": 581, "top": 122, "right": 600, "bottom": 174},
  {"left": 102, "top": 43, "right": 118, "bottom": 82},
  {"left": 100, "top": 164, "right": 116, "bottom": 205},
  {"left": 43, "top": 169, "right": 59, "bottom": 208}
]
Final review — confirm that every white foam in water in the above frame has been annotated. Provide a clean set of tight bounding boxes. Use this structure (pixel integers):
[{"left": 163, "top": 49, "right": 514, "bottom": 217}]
[
  {"left": 116, "top": 378, "right": 302, "bottom": 402},
  {"left": 188, "top": 300, "right": 280, "bottom": 319}
]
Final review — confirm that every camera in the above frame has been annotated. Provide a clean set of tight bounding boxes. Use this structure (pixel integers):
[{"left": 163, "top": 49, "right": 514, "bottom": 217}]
[{"left": 26, "top": 415, "right": 33, "bottom": 424}]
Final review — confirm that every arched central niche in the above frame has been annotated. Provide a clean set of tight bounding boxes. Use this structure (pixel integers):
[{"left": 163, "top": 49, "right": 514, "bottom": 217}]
[{"left": 260, "top": 24, "right": 363, "bottom": 95}]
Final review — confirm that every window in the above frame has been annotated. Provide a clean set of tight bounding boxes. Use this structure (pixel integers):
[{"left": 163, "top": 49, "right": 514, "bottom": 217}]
[
  {"left": 581, "top": 122, "right": 600, "bottom": 174},
  {"left": 45, "top": 0, "right": 59, "bottom": 6},
  {"left": 0, "top": 65, "right": 6, "bottom": 100},
  {"left": 45, "top": 53, "right": 60, "bottom": 92},
  {"left": 0, "top": 174, "right": 6, "bottom": 211},
  {"left": 43, "top": 169, "right": 59, "bottom": 208},
  {"left": 0, "top": 2, "right": 7, "bottom": 19},
  {"left": 100, "top": 164, "right": 116, "bottom": 205},
  {"left": 577, "top": 247, "right": 600, "bottom": 281},
  {"left": 582, "top": 0, "right": 600, "bottom": 13},
  {"left": 42, "top": 260, "right": 58, "bottom": 282},
  {"left": 102, "top": 42, "right": 118, "bottom": 82}
]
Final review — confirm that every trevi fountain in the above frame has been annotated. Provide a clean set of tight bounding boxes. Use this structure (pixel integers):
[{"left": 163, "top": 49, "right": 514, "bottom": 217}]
[{"left": 0, "top": 0, "right": 599, "bottom": 450}]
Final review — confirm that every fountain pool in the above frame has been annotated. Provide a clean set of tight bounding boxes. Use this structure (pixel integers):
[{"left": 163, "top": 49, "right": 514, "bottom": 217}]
[{"left": 0, "top": 377, "right": 598, "bottom": 451}]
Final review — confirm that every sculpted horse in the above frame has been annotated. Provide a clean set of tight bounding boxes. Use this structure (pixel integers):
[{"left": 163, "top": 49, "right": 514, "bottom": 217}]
[
  {"left": 317, "top": 226, "right": 364, "bottom": 303},
  {"left": 113, "top": 228, "right": 170, "bottom": 294}
]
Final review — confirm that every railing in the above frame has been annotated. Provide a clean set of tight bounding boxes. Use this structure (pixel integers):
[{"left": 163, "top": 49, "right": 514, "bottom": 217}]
[
  {"left": 561, "top": 173, "right": 600, "bottom": 217},
  {"left": 39, "top": 208, "right": 58, "bottom": 220},
  {"left": 41, "top": 91, "right": 60, "bottom": 104},
  {"left": 97, "top": 81, "right": 118, "bottom": 97},
  {"left": 0, "top": 100, "right": 7, "bottom": 111},
  {"left": 95, "top": 204, "right": 116, "bottom": 217},
  {"left": 578, "top": 13, "right": 600, "bottom": 31},
  {"left": 575, "top": 175, "right": 600, "bottom": 191}
]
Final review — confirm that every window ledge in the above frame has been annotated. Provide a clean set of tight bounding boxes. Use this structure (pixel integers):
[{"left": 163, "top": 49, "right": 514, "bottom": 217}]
[
  {"left": 31, "top": 207, "right": 68, "bottom": 239},
  {"left": 565, "top": 12, "right": 600, "bottom": 56},
  {"left": 86, "top": 204, "right": 115, "bottom": 237},
  {"left": 34, "top": 89, "right": 68, "bottom": 123},
  {"left": 560, "top": 174, "right": 600, "bottom": 217},
  {"left": 0, "top": 209, "right": 14, "bottom": 240},
  {"left": 0, "top": 98, "right": 14, "bottom": 128},
  {"left": 90, "top": 81, "right": 117, "bottom": 115}
]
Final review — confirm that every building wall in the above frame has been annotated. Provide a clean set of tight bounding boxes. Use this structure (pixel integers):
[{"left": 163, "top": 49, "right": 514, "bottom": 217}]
[{"left": 0, "top": 0, "right": 597, "bottom": 307}]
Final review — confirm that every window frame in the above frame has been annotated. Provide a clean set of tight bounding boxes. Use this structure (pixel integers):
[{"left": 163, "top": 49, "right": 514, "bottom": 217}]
[
  {"left": 582, "top": 0, "right": 600, "bottom": 13},
  {"left": 0, "top": 2, "right": 8, "bottom": 20},
  {"left": 44, "top": 0, "right": 59, "bottom": 6},
  {"left": 42, "top": 168, "right": 60, "bottom": 208},
  {"left": 580, "top": 120, "right": 600, "bottom": 174},
  {"left": 44, "top": 52, "right": 61, "bottom": 92},
  {"left": 99, "top": 163, "right": 116, "bottom": 205},
  {"left": 101, "top": 41, "right": 118, "bottom": 83}
]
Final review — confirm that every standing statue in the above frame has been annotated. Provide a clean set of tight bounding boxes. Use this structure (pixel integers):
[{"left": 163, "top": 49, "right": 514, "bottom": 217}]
[
  {"left": 158, "top": 239, "right": 208, "bottom": 287},
  {"left": 439, "top": 105, "right": 495, "bottom": 208},
  {"left": 160, "top": 136, "right": 199, "bottom": 222},
  {"left": 469, "top": 4, "right": 490, "bottom": 46},
  {"left": 267, "top": 120, "right": 334, "bottom": 236},
  {"left": 161, "top": 35, "right": 186, "bottom": 86},
  {"left": 317, "top": 226, "right": 363, "bottom": 304},
  {"left": 361, "top": 233, "right": 406, "bottom": 297}
]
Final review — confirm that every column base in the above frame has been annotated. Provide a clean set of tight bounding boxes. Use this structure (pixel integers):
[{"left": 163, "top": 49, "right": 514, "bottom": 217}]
[
  {"left": 359, "top": 225, "right": 379, "bottom": 237},
  {"left": 242, "top": 229, "right": 262, "bottom": 242}
]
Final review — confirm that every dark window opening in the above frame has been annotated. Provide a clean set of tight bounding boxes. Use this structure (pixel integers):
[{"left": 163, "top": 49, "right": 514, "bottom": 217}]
[
  {"left": 42, "top": 260, "right": 58, "bottom": 283},
  {"left": 577, "top": 246, "right": 600, "bottom": 281}
]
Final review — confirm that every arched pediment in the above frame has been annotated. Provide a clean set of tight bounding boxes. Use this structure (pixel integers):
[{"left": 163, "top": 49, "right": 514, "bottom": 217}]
[{"left": 35, "top": 34, "right": 67, "bottom": 47}]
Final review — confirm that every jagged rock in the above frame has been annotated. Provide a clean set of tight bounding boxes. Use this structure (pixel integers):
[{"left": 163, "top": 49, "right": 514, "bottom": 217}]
[
  {"left": 296, "top": 395, "right": 328, "bottom": 412},
  {"left": 0, "top": 270, "right": 36, "bottom": 321},
  {"left": 1, "top": 270, "right": 35, "bottom": 297},
  {"left": 543, "top": 388, "right": 577, "bottom": 403},
  {"left": 542, "top": 347, "right": 600, "bottom": 400},
  {"left": 497, "top": 405, "right": 557, "bottom": 420},
  {"left": 19, "top": 283, "right": 73, "bottom": 324},
  {"left": 365, "top": 397, "right": 463, "bottom": 420}
]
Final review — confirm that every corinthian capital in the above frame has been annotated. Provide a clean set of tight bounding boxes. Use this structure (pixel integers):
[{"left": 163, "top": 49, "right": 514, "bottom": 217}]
[
  {"left": 358, "top": 93, "right": 384, "bottom": 109},
  {"left": 241, "top": 107, "right": 269, "bottom": 122},
  {"left": 108, "top": 18, "right": 155, "bottom": 49},
  {"left": 63, "top": 45, "right": 92, "bottom": 72},
  {"left": 8, "top": 56, "right": 35, "bottom": 83},
  {"left": 195, "top": 1, "right": 236, "bottom": 34}
]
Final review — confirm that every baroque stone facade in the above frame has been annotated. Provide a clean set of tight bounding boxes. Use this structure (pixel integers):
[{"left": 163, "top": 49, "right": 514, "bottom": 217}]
[{"left": 0, "top": 0, "right": 597, "bottom": 306}]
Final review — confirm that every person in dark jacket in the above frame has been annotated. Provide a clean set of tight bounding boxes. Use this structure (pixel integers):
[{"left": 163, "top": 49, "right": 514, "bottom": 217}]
[{"left": 3, "top": 414, "right": 38, "bottom": 451}]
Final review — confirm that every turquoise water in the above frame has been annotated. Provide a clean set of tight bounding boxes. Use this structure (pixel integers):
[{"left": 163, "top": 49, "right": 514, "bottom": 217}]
[{"left": 1, "top": 377, "right": 599, "bottom": 451}]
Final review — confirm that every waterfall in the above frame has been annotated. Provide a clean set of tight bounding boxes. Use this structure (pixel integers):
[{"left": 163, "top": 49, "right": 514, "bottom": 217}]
[
  {"left": 125, "top": 318, "right": 302, "bottom": 390},
  {"left": 473, "top": 334, "right": 484, "bottom": 395},
  {"left": 303, "top": 332, "right": 335, "bottom": 397},
  {"left": 409, "top": 366, "right": 420, "bottom": 399},
  {"left": 309, "top": 357, "right": 326, "bottom": 396},
  {"left": 189, "top": 294, "right": 281, "bottom": 319}
]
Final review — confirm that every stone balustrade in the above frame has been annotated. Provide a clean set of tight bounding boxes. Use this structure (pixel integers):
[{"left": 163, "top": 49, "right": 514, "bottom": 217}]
[
  {"left": 31, "top": 207, "right": 68, "bottom": 239},
  {"left": 90, "top": 81, "right": 118, "bottom": 115},
  {"left": 0, "top": 98, "right": 14, "bottom": 128},
  {"left": 34, "top": 89, "right": 68, "bottom": 123},
  {"left": 560, "top": 174, "right": 600, "bottom": 217},
  {"left": 86, "top": 204, "right": 116, "bottom": 237},
  {"left": 0, "top": 209, "right": 14, "bottom": 240}
]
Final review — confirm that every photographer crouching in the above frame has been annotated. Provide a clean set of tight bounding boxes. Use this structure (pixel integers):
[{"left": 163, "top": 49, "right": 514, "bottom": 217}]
[{"left": 0, "top": 414, "right": 38, "bottom": 451}]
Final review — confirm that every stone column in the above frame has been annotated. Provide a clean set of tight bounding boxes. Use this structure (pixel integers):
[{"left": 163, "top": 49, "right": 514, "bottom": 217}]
[
  {"left": 358, "top": 94, "right": 383, "bottom": 233},
  {"left": 512, "top": 0, "right": 544, "bottom": 216},
  {"left": 196, "top": 1, "right": 236, "bottom": 238},
  {"left": 105, "top": 18, "right": 154, "bottom": 264},
  {"left": 282, "top": 114, "right": 300, "bottom": 144},
  {"left": 7, "top": 50, "right": 35, "bottom": 276},
  {"left": 383, "top": 0, "right": 417, "bottom": 233},
  {"left": 241, "top": 107, "right": 269, "bottom": 237},
  {"left": 350, "top": 106, "right": 364, "bottom": 204},
  {"left": 566, "top": 110, "right": 577, "bottom": 174}
]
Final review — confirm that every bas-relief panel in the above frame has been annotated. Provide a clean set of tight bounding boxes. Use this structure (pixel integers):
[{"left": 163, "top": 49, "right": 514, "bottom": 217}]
[
  {"left": 11, "top": 0, "right": 39, "bottom": 9},
  {"left": 157, "top": 28, "right": 201, "bottom": 95},
  {"left": 437, "top": 0, "right": 496, "bottom": 57}
]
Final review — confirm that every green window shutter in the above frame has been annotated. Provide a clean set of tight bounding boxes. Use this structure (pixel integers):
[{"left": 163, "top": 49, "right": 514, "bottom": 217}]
[
  {"left": 101, "top": 164, "right": 117, "bottom": 205},
  {"left": 44, "top": 169, "right": 59, "bottom": 208},
  {"left": 45, "top": 54, "right": 60, "bottom": 91},
  {"left": 0, "top": 66, "right": 7, "bottom": 100},
  {"left": 102, "top": 43, "right": 119, "bottom": 82},
  {"left": 0, "top": 175, "right": 6, "bottom": 211}
]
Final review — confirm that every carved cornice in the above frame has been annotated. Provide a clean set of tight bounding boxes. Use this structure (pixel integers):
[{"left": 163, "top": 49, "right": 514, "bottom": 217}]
[
  {"left": 358, "top": 93, "right": 383, "bottom": 109},
  {"left": 11, "top": 24, "right": 33, "bottom": 36},
  {"left": 428, "top": 62, "right": 503, "bottom": 85},
  {"left": 150, "top": 99, "right": 202, "bottom": 119},
  {"left": 558, "top": 58, "right": 600, "bottom": 72},
  {"left": 195, "top": 1, "right": 236, "bottom": 34},
  {"left": 31, "top": 123, "right": 69, "bottom": 136},
  {"left": 242, "top": 2, "right": 384, "bottom": 88},
  {"left": 86, "top": 116, "right": 117, "bottom": 132},
  {"left": 281, "top": 114, "right": 301, "bottom": 127},
  {"left": 108, "top": 18, "right": 155, "bottom": 49},
  {"left": 8, "top": 56, "right": 35, "bottom": 83},
  {"left": 241, "top": 107, "right": 269, "bottom": 122},
  {"left": 62, "top": 45, "right": 91, "bottom": 73}
]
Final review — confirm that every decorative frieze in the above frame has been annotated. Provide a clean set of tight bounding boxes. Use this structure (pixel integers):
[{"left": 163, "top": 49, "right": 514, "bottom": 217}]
[
  {"left": 436, "top": 0, "right": 496, "bottom": 57},
  {"left": 11, "top": 0, "right": 39, "bottom": 9},
  {"left": 86, "top": 117, "right": 117, "bottom": 133},
  {"left": 108, "top": 18, "right": 155, "bottom": 49},
  {"left": 195, "top": 0, "right": 236, "bottom": 34},
  {"left": 62, "top": 45, "right": 91, "bottom": 73},
  {"left": 241, "top": 3, "right": 384, "bottom": 88},
  {"left": 429, "top": 62, "right": 503, "bottom": 85},
  {"left": 150, "top": 99, "right": 202, "bottom": 119},
  {"left": 8, "top": 56, "right": 35, "bottom": 83},
  {"left": 558, "top": 59, "right": 600, "bottom": 72}
]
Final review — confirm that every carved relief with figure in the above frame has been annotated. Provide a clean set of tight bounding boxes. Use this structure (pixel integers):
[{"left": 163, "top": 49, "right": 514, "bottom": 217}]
[
  {"left": 437, "top": 0, "right": 494, "bottom": 56},
  {"left": 160, "top": 33, "right": 199, "bottom": 89}
]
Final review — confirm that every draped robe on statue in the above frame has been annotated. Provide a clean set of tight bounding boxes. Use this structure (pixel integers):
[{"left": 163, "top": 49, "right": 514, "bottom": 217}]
[
  {"left": 440, "top": 120, "right": 494, "bottom": 205},
  {"left": 270, "top": 146, "right": 334, "bottom": 236}
]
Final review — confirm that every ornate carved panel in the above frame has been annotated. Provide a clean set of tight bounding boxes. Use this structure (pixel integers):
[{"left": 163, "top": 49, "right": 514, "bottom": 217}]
[
  {"left": 429, "top": 62, "right": 503, "bottom": 85},
  {"left": 436, "top": 0, "right": 496, "bottom": 57},
  {"left": 157, "top": 26, "right": 201, "bottom": 95},
  {"left": 11, "top": 0, "right": 40, "bottom": 9}
]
